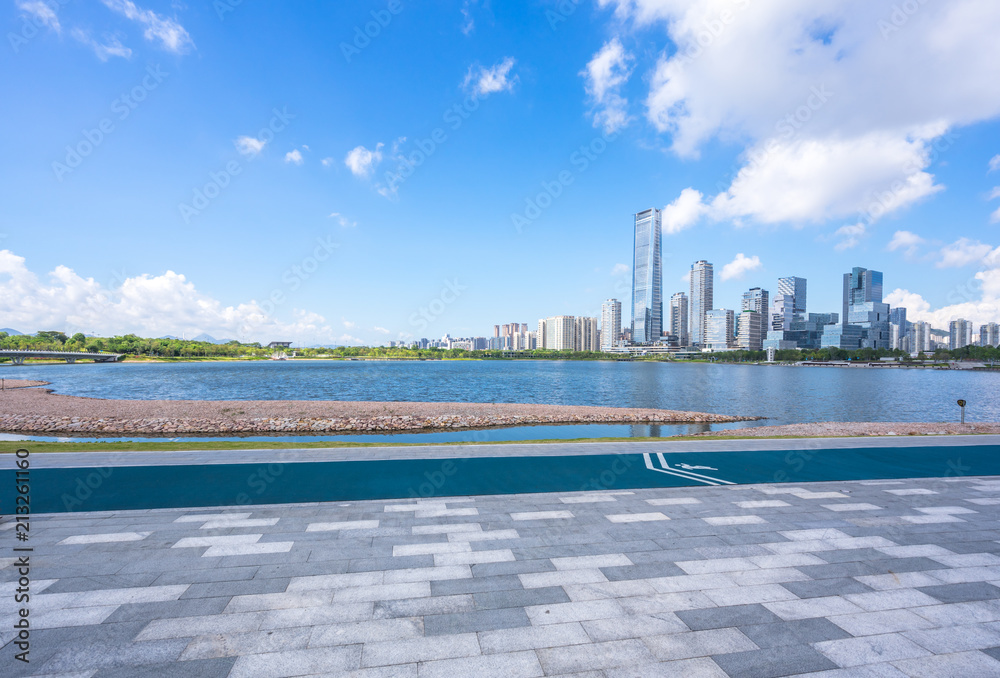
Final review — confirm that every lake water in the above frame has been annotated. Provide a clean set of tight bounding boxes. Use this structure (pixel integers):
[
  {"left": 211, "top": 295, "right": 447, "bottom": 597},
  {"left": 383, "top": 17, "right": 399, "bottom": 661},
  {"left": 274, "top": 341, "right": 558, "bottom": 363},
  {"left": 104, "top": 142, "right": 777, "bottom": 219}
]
[{"left": 4, "top": 360, "right": 998, "bottom": 435}]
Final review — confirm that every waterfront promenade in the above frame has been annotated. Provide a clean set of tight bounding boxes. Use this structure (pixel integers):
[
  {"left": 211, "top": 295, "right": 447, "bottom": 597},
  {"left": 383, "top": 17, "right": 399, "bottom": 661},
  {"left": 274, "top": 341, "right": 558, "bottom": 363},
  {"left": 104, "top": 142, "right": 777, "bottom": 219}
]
[{"left": 4, "top": 436, "right": 1000, "bottom": 675}]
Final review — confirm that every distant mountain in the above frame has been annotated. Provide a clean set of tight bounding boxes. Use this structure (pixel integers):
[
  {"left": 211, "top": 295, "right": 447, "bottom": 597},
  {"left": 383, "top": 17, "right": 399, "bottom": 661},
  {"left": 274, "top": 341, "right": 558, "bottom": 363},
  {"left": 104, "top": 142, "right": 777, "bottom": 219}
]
[
  {"left": 0, "top": 328, "right": 23, "bottom": 335},
  {"left": 191, "top": 333, "right": 233, "bottom": 344},
  {"left": 158, "top": 335, "right": 181, "bottom": 340}
]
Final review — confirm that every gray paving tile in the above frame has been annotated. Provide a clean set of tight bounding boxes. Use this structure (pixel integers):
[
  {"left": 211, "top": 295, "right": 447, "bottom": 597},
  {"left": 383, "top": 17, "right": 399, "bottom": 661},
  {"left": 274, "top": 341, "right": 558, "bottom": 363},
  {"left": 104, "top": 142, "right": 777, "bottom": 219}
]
[
  {"left": 35, "top": 639, "right": 189, "bottom": 674},
  {"left": 94, "top": 657, "right": 238, "bottom": 678},
  {"left": 917, "top": 582, "right": 1000, "bottom": 604},
  {"left": 738, "top": 618, "right": 852, "bottom": 649},
  {"left": 180, "top": 578, "right": 288, "bottom": 599},
  {"left": 601, "top": 562, "right": 686, "bottom": 581},
  {"left": 780, "top": 578, "right": 873, "bottom": 599},
  {"left": 423, "top": 607, "right": 531, "bottom": 635},
  {"left": 103, "top": 596, "right": 231, "bottom": 623},
  {"left": 814, "top": 633, "right": 932, "bottom": 667},
  {"left": 430, "top": 574, "right": 523, "bottom": 596},
  {"left": 473, "top": 585, "right": 570, "bottom": 610},
  {"left": 536, "top": 639, "right": 657, "bottom": 674},
  {"left": 713, "top": 644, "right": 837, "bottom": 677},
  {"left": 677, "top": 604, "right": 784, "bottom": 631},
  {"left": 891, "top": 650, "right": 1000, "bottom": 677}
]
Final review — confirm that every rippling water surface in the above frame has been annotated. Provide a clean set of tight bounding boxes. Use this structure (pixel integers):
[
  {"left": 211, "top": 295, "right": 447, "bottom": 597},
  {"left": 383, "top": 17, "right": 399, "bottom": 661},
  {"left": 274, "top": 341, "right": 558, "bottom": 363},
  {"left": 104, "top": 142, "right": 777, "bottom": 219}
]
[{"left": 6, "top": 359, "right": 999, "bottom": 425}]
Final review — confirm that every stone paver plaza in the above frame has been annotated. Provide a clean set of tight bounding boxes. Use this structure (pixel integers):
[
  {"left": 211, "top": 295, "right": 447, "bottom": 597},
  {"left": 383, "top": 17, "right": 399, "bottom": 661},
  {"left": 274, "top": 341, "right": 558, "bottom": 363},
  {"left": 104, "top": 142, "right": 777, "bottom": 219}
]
[{"left": 6, "top": 475, "right": 1000, "bottom": 676}]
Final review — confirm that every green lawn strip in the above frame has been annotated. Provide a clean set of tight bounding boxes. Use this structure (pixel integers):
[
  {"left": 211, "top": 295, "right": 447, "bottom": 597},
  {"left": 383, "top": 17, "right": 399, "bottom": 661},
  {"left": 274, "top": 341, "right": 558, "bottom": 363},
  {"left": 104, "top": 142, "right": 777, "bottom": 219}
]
[{"left": 1, "top": 431, "right": 990, "bottom": 454}]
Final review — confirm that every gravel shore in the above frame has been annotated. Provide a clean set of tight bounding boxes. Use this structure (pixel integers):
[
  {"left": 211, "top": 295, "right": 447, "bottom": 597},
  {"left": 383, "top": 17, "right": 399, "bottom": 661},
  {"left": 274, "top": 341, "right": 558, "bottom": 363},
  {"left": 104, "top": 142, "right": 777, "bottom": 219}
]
[
  {"left": 0, "top": 381, "right": 756, "bottom": 435},
  {"left": 687, "top": 421, "right": 1000, "bottom": 437}
]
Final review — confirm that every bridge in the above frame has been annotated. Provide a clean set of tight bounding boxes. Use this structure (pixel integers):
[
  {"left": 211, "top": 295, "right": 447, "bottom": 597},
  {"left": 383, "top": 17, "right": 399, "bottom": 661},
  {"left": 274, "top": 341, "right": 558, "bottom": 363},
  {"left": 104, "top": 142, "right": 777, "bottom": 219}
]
[{"left": 0, "top": 349, "right": 123, "bottom": 365}]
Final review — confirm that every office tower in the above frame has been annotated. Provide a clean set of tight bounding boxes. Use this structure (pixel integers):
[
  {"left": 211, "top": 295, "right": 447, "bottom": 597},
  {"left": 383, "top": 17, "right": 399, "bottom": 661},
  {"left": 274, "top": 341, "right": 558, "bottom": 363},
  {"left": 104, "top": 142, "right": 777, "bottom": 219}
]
[
  {"left": 950, "top": 319, "right": 971, "bottom": 350},
  {"left": 741, "top": 287, "right": 769, "bottom": 315},
  {"left": 601, "top": 299, "right": 622, "bottom": 350},
  {"left": 493, "top": 325, "right": 500, "bottom": 338},
  {"left": 705, "top": 309, "right": 735, "bottom": 351},
  {"left": 575, "top": 317, "right": 599, "bottom": 352},
  {"left": 631, "top": 208, "right": 663, "bottom": 344},
  {"left": 737, "top": 311, "right": 765, "bottom": 351},
  {"left": 777, "top": 276, "right": 807, "bottom": 315},
  {"left": 537, "top": 319, "right": 546, "bottom": 349},
  {"left": 824, "top": 266, "right": 889, "bottom": 349},
  {"left": 771, "top": 294, "right": 794, "bottom": 331},
  {"left": 669, "top": 292, "right": 689, "bottom": 346},
  {"left": 981, "top": 323, "right": 1000, "bottom": 347},
  {"left": 689, "top": 260, "right": 714, "bottom": 346},
  {"left": 888, "top": 307, "right": 908, "bottom": 351}
]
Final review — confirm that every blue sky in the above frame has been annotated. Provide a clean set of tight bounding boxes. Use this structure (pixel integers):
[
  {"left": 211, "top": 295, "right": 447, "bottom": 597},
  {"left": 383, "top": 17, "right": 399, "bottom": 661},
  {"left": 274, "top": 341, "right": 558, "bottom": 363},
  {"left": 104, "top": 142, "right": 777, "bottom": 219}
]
[{"left": 2, "top": 0, "right": 1000, "bottom": 344}]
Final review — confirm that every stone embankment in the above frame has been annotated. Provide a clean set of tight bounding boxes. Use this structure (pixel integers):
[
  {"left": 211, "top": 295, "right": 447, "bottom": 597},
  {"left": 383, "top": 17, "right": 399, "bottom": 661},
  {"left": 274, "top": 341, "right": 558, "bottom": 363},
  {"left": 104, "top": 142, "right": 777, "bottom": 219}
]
[{"left": 0, "top": 381, "right": 757, "bottom": 435}]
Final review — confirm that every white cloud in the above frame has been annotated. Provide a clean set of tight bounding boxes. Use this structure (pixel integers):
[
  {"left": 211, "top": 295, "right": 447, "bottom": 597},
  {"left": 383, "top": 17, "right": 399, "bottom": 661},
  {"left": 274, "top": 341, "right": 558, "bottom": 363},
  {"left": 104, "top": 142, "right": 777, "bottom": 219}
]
[
  {"left": 992, "top": 206, "right": 1000, "bottom": 224},
  {"left": 284, "top": 149, "right": 303, "bottom": 165},
  {"left": 71, "top": 29, "right": 132, "bottom": 61},
  {"left": 0, "top": 250, "right": 344, "bottom": 345},
  {"left": 17, "top": 0, "right": 60, "bottom": 32},
  {"left": 719, "top": 253, "right": 762, "bottom": 281},
  {"left": 234, "top": 136, "right": 266, "bottom": 158},
  {"left": 460, "top": 0, "right": 475, "bottom": 35},
  {"left": 885, "top": 287, "right": 1000, "bottom": 331},
  {"left": 990, "top": 187, "right": 1000, "bottom": 201},
  {"left": 990, "top": 154, "right": 1000, "bottom": 172},
  {"left": 834, "top": 223, "right": 866, "bottom": 252},
  {"left": 321, "top": 157, "right": 333, "bottom": 168},
  {"left": 101, "top": 0, "right": 194, "bottom": 54},
  {"left": 373, "top": 326, "right": 390, "bottom": 334},
  {"left": 581, "top": 38, "right": 634, "bottom": 134},
  {"left": 344, "top": 143, "right": 383, "bottom": 178},
  {"left": 662, "top": 188, "right": 707, "bottom": 234},
  {"left": 599, "top": 0, "right": 1000, "bottom": 234},
  {"left": 328, "top": 212, "right": 356, "bottom": 229},
  {"left": 887, "top": 230, "right": 926, "bottom": 257},
  {"left": 937, "top": 238, "right": 996, "bottom": 268},
  {"left": 611, "top": 263, "right": 629, "bottom": 275},
  {"left": 342, "top": 320, "right": 356, "bottom": 329},
  {"left": 463, "top": 57, "right": 517, "bottom": 97}
]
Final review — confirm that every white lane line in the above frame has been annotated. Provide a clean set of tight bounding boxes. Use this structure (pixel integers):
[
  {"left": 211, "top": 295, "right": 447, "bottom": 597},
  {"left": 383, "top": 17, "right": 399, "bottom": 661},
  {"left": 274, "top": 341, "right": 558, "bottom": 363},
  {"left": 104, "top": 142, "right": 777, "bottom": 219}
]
[
  {"left": 643, "top": 454, "right": 719, "bottom": 486},
  {"left": 656, "top": 454, "right": 736, "bottom": 485}
]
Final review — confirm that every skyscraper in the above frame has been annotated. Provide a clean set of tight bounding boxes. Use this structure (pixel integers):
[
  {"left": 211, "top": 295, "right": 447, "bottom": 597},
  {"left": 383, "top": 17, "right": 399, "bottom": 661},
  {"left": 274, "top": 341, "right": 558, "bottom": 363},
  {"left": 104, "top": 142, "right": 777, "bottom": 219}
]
[
  {"left": 741, "top": 287, "right": 769, "bottom": 315},
  {"left": 737, "top": 311, "right": 765, "bottom": 351},
  {"left": 669, "top": 292, "right": 689, "bottom": 346},
  {"left": 777, "top": 277, "right": 807, "bottom": 315},
  {"left": 576, "top": 317, "right": 599, "bottom": 352},
  {"left": 838, "top": 266, "right": 890, "bottom": 349},
  {"left": 705, "top": 309, "right": 735, "bottom": 351},
  {"left": 889, "top": 307, "right": 908, "bottom": 351},
  {"left": 689, "top": 260, "right": 714, "bottom": 346},
  {"left": 950, "top": 319, "right": 972, "bottom": 350},
  {"left": 911, "top": 321, "right": 932, "bottom": 354},
  {"left": 631, "top": 208, "right": 662, "bottom": 344},
  {"left": 601, "top": 299, "right": 622, "bottom": 351},
  {"left": 981, "top": 323, "right": 1000, "bottom": 347}
]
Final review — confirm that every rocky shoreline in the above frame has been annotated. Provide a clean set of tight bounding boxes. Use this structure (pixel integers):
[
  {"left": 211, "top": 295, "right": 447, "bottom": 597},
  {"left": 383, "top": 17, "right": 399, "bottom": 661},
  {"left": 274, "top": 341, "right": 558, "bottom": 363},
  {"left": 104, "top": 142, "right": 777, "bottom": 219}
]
[{"left": 0, "top": 381, "right": 757, "bottom": 435}]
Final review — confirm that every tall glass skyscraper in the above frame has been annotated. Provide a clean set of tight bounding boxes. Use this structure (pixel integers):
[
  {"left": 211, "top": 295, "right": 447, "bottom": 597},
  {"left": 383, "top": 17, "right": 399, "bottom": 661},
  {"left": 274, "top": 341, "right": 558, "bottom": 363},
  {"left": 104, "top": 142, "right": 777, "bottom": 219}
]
[
  {"left": 669, "top": 292, "right": 689, "bottom": 346},
  {"left": 689, "top": 260, "right": 714, "bottom": 346},
  {"left": 631, "top": 208, "right": 662, "bottom": 344}
]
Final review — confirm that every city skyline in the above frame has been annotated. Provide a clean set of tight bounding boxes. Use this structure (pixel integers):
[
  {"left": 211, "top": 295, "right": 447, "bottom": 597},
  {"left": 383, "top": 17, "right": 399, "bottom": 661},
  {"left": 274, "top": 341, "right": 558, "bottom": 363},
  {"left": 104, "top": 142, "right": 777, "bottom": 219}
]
[{"left": 3, "top": 2, "right": 1000, "bottom": 345}]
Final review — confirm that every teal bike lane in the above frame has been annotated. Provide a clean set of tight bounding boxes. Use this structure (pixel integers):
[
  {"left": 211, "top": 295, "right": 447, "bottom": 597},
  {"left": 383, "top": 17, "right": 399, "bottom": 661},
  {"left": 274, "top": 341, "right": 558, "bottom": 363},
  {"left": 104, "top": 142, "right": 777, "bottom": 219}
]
[{"left": 2, "top": 442, "right": 996, "bottom": 513}]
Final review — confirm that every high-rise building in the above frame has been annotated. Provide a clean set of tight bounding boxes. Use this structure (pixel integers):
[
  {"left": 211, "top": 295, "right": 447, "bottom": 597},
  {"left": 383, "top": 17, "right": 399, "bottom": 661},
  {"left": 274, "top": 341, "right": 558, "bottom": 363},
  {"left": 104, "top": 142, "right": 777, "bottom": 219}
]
[
  {"left": 741, "top": 287, "right": 769, "bottom": 316},
  {"left": 601, "top": 299, "right": 622, "bottom": 351},
  {"left": 689, "top": 260, "right": 714, "bottom": 346},
  {"left": 823, "top": 266, "right": 890, "bottom": 349},
  {"left": 737, "top": 311, "right": 765, "bottom": 351},
  {"left": 669, "top": 292, "right": 689, "bottom": 346},
  {"left": 631, "top": 208, "right": 663, "bottom": 344},
  {"left": 949, "top": 319, "right": 972, "bottom": 350},
  {"left": 547, "top": 316, "right": 577, "bottom": 351},
  {"left": 771, "top": 294, "right": 794, "bottom": 331},
  {"left": 576, "top": 317, "right": 599, "bottom": 352},
  {"left": 910, "top": 321, "right": 932, "bottom": 354},
  {"left": 981, "top": 323, "right": 1000, "bottom": 347},
  {"left": 705, "top": 309, "right": 735, "bottom": 351},
  {"left": 889, "top": 307, "right": 908, "bottom": 352},
  {"left": 777, "top": 277, "right": 807, "bottom": 315}
]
